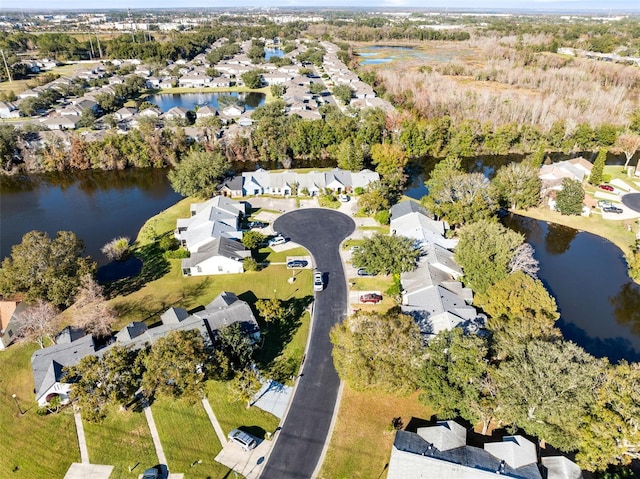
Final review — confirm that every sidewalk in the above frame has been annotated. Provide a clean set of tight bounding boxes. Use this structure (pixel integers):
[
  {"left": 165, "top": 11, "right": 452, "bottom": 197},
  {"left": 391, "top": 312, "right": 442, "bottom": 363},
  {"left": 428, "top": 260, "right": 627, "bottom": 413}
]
[
  {"left": 73, "top": 408, "right": 90, "bottom": 464},
  {"left": 143, "top": 404, "right": 167, "bottom": 466}
]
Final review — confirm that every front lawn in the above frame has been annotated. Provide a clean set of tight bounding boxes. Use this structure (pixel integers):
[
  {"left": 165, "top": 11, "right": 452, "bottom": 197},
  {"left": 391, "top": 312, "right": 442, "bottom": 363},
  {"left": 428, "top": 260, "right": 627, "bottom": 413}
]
[
  {"left": 152, "top": 397, "right": 227, "bottom": 478},
  {"left": 319, "top": 387, "right": 435, "bottom": 479},
  {"left": 0, "top": 343, "right": 79, "bottom": 478},
  {"left": 83, "top": 405, "right": 157, "bottom": 479}
]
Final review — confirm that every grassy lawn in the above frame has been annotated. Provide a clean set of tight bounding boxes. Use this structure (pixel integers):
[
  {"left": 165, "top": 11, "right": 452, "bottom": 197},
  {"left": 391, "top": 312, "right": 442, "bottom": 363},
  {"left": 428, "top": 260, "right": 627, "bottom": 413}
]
[
  {"left": 0, "top": 63, "right": 97, "bottom": 95},
  {"left": 83, "top": 405, "right": 157, "bottom": 479},
  {"left": 0, "top": 343, "right": 79, "bottom": 477},
  {"left": 205, "top": 381, "right": 280, "bottom": 438},
  {"left": 152, "top": 397, "right": 227, "bottom": 477},
  {"left": 358, "top": 225, "right": 390, "bottom": 234},
  {"left": 319, "top": 386, "right": 435, "bottom": 479}
]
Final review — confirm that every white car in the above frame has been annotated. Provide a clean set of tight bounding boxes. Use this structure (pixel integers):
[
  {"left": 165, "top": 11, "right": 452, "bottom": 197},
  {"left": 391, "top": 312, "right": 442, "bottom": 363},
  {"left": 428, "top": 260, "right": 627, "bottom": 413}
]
[
  {"left": 228, "top": 429, "right": 258, "bottom": 451},
  {"left": 268, "top": 235, "right": 287, "bottom": 247},
  {"left": 314, "top": 271, "right": 324, "bottom": 292},
  {"left": 339, "top": 194, "right": 350, "bottom": 203}
]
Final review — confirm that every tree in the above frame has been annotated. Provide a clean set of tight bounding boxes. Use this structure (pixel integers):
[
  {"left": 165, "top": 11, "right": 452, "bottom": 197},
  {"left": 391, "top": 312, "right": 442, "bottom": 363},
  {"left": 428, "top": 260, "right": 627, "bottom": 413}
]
[
  {"left": 168, "top": 150, "right": 229, "bottom": 198},
  {"left": 74, "top": 274, "right": 117, "bottom": 339},
  {"left": 590, "top": 148, "right": 607, "bottom": 185},
  {"left": 0, "top": 124, "right": 19, "bottom": 172},
  {"left": 493, "top": 339, "right": 603, "bottom": 451},
  {"left": 420, "top": 328, "right": 496, "bottom": 434},
  {"left": 141, "top": 329, "right": 207, "bottom": 401},
  {"left": 65, "top": 345, "right": 144, "bottom": 422},
  {"left": 492, "top": 162, "right": 541, "bottom": 210},
  {"left": 615, "top": 133, "right": 640, "bottom": 171},
  {"left": 241, "top": 231, "right": 266, "bottom": 251},
  {"left": 555, "top": 178, "right": 585, "bottom": 216},
  {"left": 357, "top": 181, "right": 390, "bottom": 214},
  {"left": 270, "top": 84, "right": 285, "bottom": 98},
  {"left": 101, "top": 236, "right": 130, "bottom": 261},
  {"left": 508, "top": 243, "right": 539, "bottom": 278},
  {"left": 0, "top": 230, "right": 96, "bottom": 307},
  {"left": 18, "top": 300, "right": 59, "bottom": 348},
  {"left": 475, "top": 271, "right": 561, "bottom": 358},
  {"left": 216, "top": 322, "right": 255, "bottom": 372},
  {"left": 241, "top": 70, "right": 262, "bottom": 89},
  {"left": 333, "top": 84, "right": 353, "bottom": 105},
  {"left": 351, "top": 233, "right": 421, "bottom": 275},
  {"left": 370, "top": 142, "right": 408, "bottom": 192},
  {"left": 422, "top": 157, "right": 498, "bottom": 227},
  {"left": 335, "top": 138, "right": 364, "bottom": 172},
  {"left": 228, "top": 369, "right": 262, "bottom": 408},
  {"left": 330, "top": 310, "right": 424, "bottom": 394},
  {"left": 577, "top": 361, "right": 640, "bottom": 471},
  {"left": 455, "top": 220, "right": 524, "bottom": 294},
  {"left": 255, "top": 298, "right": 285, "bottom": 326}
]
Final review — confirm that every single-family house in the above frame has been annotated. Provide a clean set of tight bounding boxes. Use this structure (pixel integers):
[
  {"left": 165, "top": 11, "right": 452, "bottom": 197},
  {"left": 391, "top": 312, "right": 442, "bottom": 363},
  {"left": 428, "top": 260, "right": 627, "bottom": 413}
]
[
  {"left": 164, "top": 106, "right": 190, "bottom": 121},
  {"left": 0, "top": 101, "right": 21, "bottom": 119},
  {"left": 388, "top": 420, "right": 582, "bottom": 479},
  {"left": 178, "top": 72, "right": 212, "bottom": 88},
  {"left": 221, "top": 105, "right": 245, "bottom": 118},
  {"left": 218, "top": 176, "right": 244, "bottom": 198},
  {"left": 41, "top": 115, "right": 79, "bottom": 130},
  {"left": 181, "top": 236, "right": 250, "bottom": 276},
  {"left": 114, "top": 106, "right": 138, "bottom": 121},
  {"left": 139, "top": 107, "right": 162, "bottom": 118},
  {"left": 390, "top": 201, "right": 458, "bottom": 250},
  {"left": 539, "top": 157, "right": 593, "bottom": 193},
  {"left": 18, "top": 88, "right": 40, "bottom": 99},
  {"left": 196, "top": 105, "right": 218, "bottom": 119},
  {"left": 0, "top": 301, "right": 25, "bottom": 349},
  {"left": 175, "top": 195, "right": 245, "bottom": 252}
]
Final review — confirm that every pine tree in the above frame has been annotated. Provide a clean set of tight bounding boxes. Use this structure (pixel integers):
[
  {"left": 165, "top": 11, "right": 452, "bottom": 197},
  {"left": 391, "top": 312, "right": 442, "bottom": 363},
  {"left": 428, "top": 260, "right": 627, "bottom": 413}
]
[{"left": 589, "top": 148, "right": 607, "bottom": 185}]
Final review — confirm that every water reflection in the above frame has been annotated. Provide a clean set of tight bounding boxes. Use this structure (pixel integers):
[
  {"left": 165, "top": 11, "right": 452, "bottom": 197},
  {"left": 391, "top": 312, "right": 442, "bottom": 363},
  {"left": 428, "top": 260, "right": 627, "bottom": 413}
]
[
  {"left": 610, "top": 282, "right": 640, "bottom": 335},
  {"left": 544, "top": 223, "right": 578, "bottom": 255}
]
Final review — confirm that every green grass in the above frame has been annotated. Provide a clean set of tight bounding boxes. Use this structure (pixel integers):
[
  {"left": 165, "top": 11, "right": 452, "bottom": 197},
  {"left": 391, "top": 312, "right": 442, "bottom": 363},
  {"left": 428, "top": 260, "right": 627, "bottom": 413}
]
[
  {"left": 83, "top": 405, "right": 157, "bottom": 479},
  {"left": 152, "top": 397, "right": 227, "bottom": 477},
  {"left": 0, "top": 343, "right": 79, "bottom": 478},
  {"left": 205, "top": 381, "right": 280, "bottom": 438},
  {"left": 358, "top": 225, "right": 390, "bottom": 234},
  {"left": 319, "top": 387, "right": 435, "bottom": 479}
]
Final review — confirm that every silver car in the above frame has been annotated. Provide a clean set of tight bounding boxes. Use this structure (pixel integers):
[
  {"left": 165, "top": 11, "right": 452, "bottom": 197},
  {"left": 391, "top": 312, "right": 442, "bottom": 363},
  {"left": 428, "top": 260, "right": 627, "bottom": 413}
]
[{"left": 228, "top": 429, "right": 257, "bottom": 451}]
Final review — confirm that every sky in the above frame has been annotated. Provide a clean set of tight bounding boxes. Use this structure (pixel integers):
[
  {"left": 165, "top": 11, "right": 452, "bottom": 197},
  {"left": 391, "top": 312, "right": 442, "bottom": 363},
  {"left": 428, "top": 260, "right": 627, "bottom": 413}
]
[{"left": 4, "top": 1, "right": 640, "bottom": 11}]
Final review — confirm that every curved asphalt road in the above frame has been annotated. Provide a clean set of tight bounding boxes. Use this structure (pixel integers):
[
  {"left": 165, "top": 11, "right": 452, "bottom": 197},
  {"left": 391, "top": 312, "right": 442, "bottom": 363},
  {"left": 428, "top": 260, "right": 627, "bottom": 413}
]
[
  {"left": 259, "top": 208, "right": 355, "bottom": 479},
  {"left": 622, "top": 193, "right": 640, "bottom": 213}
]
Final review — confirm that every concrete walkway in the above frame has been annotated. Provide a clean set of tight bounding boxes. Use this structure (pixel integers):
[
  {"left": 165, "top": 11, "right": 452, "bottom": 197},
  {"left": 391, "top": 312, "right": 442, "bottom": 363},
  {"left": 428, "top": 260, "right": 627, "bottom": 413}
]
[
  {"left": 143, "top": 405, "right": 167, "bottom": 466},
  {"left": 73, "top": 408, "right": 90, "bottom": 464},
  {"left": 201, "top": 397, "right": 227, "bottom": 445}
]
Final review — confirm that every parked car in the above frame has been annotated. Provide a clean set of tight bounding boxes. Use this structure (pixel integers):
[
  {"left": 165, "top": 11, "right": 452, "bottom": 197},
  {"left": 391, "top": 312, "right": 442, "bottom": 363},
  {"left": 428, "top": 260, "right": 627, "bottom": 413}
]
[
  {"left": 598, "top": 184, "right": 615, "bottom": 192},
  {"left": 287, "top": 259, "right": 309, "bottom": 268},
  {"left": 142, "top": 468, "right": 159, "bottom": 479},
  {"left": 339, "top": 194, "right": 350, "bottom": 203},
  {"left": 228, "top": 429, "right": 258, "bottom": 451},
  {"left": 357, "top": 267, "right": 375, "bottom": 277},
  {"left": 268, "top": 235, "right": 287, "bottom": 247},
  {"left": 314, "top": 271, "right": 324, "bottom": 291},
  {"left": 597, "top": 200, "right": 613, "bottom": 209},
  {"left": 360, "top": 293, "right": 383, "bottom": 304},
  {"left": 603, "top": 206, "right": 623, "bottom": 214},
  {"left": 248, "top": 221, "right": 267, "bottom": 229},
  {"left": 349, "top": 245, "right": 361, "bottom": 253}
]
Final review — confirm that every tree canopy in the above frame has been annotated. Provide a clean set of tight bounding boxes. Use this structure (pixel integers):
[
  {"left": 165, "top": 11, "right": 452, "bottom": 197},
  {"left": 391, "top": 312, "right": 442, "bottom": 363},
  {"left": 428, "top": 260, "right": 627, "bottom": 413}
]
[
  {"left": 351, "top": 233, "right": 421, "bottom": 275},
  {"left": 454, "top": 220, "right": 524, "bottom": 294},
  {"left": 555, "top": 178, "right": 585, "bottom": 216},
  {"left": 168, "top": 149, "right": 229, "bottom": 198},
  {"left": 493, "top": 161, "right": 541, "bottom": 210},
  {"left": 0, "top": 230, "right": 96, "bottom": 307},
  {"left": 330, "top": 310, "right": 424, "bottom": 394}
]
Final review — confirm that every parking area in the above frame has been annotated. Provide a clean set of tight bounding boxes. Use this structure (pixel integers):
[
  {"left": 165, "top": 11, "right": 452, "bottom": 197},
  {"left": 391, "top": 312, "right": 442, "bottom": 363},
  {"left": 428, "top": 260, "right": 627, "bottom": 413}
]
[{"left": 214, "top": 438, "right": 271, "bottom": 479}]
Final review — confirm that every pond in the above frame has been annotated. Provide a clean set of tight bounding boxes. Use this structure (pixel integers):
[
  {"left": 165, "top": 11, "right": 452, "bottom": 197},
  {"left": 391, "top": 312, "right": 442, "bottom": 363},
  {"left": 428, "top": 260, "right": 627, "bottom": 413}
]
[
  {"left": 265, "top": 48, "right": 285, "bottom": 61},
  {"left": 146, "top": 92, "right": 266, "bottom": 112},
  {"left": 0, "top": 169, "right": 182, "bottom": 266},
  {"left": 503, "top": 214, "right": 640, "bottom": 363}
]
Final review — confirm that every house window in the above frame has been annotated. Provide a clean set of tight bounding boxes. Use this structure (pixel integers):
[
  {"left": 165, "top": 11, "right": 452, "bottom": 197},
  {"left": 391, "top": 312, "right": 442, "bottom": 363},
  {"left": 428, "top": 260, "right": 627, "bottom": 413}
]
[
  {"left": 8, "top": 330, "right": 13, "bottom": 337},
  {"left": 183, "top": 268, "right": 191, "bottom": 276},
  {"left": 218, "top": 265, "right": 223, "bottom": 272},
  {"left": 197, "top": 266, "right": 202, "bottom": 273}
]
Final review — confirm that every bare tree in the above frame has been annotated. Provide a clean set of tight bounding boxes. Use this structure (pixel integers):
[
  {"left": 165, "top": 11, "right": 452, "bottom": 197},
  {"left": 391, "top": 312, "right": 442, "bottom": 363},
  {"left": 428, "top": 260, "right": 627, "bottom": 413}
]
[
  {"left": 75, "top": 275, "right": 117, "bottom": 338},
  {"left": 101, "top": 236, "right": 130, "bottom": 262},
  {"left": 19, "top": 300, "right": 59, "bottom": 348},
  {"left": 615, "top": 133, "right": 640, "bottom": 171},
  {"left": 508, "top": 243, "right": 540, "bottom": 278}
]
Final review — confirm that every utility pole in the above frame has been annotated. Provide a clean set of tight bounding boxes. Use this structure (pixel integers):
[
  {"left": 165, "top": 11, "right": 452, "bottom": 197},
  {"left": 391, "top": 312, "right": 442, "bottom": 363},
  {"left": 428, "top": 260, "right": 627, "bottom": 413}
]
[
  {"left": 1, "top": 49, "right": 12, "bottom": 83},
  {"left": 96, "top": 35, "right": 103, "bottom": 59},
  {"left": 88, "top": 34, "right": 95, "bottom": 59}
]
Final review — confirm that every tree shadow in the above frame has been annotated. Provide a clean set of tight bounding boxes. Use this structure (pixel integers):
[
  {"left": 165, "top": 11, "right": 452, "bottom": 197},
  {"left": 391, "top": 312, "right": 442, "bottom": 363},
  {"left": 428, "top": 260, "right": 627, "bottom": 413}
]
[
  {"left": 238, "top": 425, "right": 268, "bottom": 440},
  {"left": 103, "top": 242, "right": 171, "bottom": 298},
  {"left": 253, "top": 295, "right": 314, "bottom": 371}
]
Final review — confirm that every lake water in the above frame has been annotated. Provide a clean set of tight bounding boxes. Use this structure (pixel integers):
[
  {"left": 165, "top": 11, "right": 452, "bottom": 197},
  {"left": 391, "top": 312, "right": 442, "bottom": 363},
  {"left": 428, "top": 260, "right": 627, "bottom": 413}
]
[
  {"left": 147, "top": 92, "right": 266, "bottom": 112},
  {"left": 503, "top": 214, "right": 640, "bottom": 363},
  {"left": 0, "top": 169, "right": 182, "bottom": 266}
]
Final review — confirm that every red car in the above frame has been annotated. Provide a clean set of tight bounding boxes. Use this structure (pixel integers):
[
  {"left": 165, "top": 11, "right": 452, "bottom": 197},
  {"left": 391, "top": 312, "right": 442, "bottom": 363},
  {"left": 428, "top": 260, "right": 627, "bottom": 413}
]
[
  {"left": 598, "top": 184, "right": 614, "bottom": 191},
  {"left": 360, "top": 293, "right": 383, "bottom": 304}
]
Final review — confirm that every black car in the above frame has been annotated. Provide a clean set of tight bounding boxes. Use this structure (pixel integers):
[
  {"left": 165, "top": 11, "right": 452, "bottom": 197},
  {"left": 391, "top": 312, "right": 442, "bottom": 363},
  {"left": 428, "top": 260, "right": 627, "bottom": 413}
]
[
  {"left": 248, "top": 221, "right": 267, "bottom": 228},
  {"left": 602, "top": 206, "right": 623, "bottom": 214},
  {"left": 287, "top": 259, "right": 309, "bottom": 268},
  {"left": 357, "top": 267, "right": 375, "bottom": 277}
]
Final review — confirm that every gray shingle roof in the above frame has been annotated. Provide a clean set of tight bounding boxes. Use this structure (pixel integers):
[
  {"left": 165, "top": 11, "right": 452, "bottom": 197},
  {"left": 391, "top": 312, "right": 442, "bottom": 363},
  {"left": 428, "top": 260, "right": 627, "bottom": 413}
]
[
  {"left": 181, "top": 237, "right": 249, "bottom": 268},
  {"left": 390, "top": 200, "right": 431, "bottom": 221}
]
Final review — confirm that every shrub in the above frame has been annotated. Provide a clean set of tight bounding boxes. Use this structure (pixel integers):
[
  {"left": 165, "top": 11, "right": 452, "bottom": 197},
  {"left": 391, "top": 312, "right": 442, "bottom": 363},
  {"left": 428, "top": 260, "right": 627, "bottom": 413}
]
[
  {"left": 374, "top": 210, "right": 390, "bottom": 225},
  {"left": 101, "top": 237, "right": 130, "bottom": 261},
  {"left": 163, "top": 248, "right": 190, "bottom": 259},
  {"left": 354, "top": 186, "right": 364, "bottom": 195},
  {"left": 243, "top": 257, "right": 259, "bottom": 271},
  {"left": 318, "top": 193, "right": 340, "bottom": 209},
  {"left": 159, "top": 235, "right": 180, "bottom": 252}
]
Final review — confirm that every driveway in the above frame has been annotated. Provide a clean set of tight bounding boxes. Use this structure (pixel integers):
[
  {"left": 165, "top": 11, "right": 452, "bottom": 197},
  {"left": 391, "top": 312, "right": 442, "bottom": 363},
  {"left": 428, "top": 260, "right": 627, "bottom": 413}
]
[{"left": 259, "top": 208, "right": 355, "bottom": 479}]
